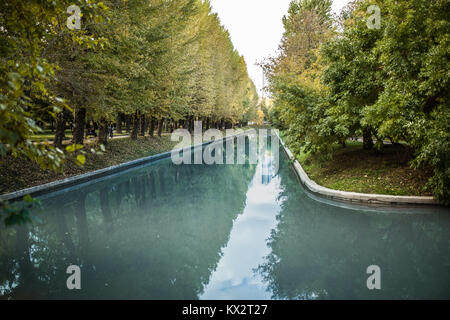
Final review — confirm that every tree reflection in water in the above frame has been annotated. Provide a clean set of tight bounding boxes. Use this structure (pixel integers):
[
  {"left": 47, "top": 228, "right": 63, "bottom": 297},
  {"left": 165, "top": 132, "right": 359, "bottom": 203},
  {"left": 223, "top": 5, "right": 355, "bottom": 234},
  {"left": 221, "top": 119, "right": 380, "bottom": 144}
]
[
  {"left": 256, "top": 149, "right": 450, "bottom": 300},
  {"left": 0, "top": 142, "right": 257, "bottom": 299},
  {"left": 1, "top": 136, "right": 449, "bottom": 300}
]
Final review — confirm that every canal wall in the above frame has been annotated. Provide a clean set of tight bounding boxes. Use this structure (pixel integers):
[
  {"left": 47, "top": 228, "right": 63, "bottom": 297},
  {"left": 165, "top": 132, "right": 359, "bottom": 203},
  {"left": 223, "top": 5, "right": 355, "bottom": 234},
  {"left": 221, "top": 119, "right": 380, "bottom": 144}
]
[{"left": 275, "top": 131, "right": 438, "bottom": 206}]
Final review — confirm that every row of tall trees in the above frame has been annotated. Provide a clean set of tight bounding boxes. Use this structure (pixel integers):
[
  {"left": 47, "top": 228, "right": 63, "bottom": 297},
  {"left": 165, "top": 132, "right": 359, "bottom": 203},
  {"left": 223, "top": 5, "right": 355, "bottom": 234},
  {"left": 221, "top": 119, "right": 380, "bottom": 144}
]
[
  {"left": 264, "top": 0, "right": 449, "bottom": 203},
  {"left": 0, "top": 0, "right": 259, "bottom": 169}
]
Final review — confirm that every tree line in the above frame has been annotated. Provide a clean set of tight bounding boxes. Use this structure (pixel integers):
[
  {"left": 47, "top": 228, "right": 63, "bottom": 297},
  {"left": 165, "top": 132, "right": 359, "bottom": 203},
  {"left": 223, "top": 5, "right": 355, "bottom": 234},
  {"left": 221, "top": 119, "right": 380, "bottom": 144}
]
[
  {"left": 263, "top": 0, "right": 449, "bottom": 203},
  {"left": 0, "top": 0, "right": 259, "bottom": 171}
]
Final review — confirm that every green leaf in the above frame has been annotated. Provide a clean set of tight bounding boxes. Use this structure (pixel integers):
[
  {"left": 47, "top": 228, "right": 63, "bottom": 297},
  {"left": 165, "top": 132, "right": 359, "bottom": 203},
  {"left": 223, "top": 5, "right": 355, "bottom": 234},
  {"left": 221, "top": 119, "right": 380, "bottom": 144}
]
[
  {"left": 77, "top": 154, "right": 86, "bottom": 165},
  {"left": 66, "top": 144, "right": 76, "bottom": 152}
]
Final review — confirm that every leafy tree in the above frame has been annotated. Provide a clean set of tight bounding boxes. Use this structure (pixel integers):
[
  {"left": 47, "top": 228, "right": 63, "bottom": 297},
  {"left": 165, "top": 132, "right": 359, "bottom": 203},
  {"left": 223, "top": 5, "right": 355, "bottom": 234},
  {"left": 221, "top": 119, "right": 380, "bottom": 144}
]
[
  {"left": 267, "top": 0, "right": 449, "bottom": 203},
  {"left": 0, "top": 0, "right": 107, "bottom": 169},
  {"left": 322, "top": 0, "right": 450, "bottom": 202},
  {"left": 262, "top": 0, "right": 334, "bottom": 155}
]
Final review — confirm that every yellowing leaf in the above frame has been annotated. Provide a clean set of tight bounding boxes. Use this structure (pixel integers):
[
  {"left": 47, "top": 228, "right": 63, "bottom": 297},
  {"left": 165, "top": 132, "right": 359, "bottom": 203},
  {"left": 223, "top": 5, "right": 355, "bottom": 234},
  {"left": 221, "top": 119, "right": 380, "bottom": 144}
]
[{"left": 76, "top": 154, "right": 86, "bottom": 165}]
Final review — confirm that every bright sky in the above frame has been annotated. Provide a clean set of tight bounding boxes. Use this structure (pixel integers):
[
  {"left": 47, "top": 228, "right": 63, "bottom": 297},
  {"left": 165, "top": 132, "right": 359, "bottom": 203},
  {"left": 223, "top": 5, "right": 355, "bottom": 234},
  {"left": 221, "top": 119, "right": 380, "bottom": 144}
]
[{"left": 209, "top": 0, "right": 351, "bottom": 96}]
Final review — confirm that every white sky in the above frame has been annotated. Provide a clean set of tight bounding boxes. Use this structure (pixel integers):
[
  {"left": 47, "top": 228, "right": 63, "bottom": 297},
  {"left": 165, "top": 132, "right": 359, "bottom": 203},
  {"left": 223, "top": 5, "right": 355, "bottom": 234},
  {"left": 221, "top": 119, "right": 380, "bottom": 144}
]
[{"left": 209, "top": 0, "right": 351, "bottom": 96}]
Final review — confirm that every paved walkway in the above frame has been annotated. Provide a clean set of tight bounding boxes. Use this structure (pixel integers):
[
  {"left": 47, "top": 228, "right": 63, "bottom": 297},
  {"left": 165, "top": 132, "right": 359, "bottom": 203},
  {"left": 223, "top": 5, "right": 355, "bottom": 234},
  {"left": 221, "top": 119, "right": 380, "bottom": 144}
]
[{"left": 33, "top": 132, "right": 174, "bottom": 146}]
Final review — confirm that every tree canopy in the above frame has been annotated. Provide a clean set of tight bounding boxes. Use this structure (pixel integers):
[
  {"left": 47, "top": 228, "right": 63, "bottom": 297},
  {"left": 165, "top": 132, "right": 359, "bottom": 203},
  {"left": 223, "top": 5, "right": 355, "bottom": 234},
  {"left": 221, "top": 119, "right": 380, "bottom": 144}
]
[{"left": 0, "top": 0, "right": 259, "bottom": 167}]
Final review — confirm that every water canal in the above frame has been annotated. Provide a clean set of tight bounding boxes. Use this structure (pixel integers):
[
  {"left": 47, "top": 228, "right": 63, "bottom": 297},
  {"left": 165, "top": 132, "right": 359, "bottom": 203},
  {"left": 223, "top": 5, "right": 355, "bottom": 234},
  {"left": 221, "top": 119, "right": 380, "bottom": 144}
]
[{"left": 0, "top": 136, "right": 449, "bottom": 299}]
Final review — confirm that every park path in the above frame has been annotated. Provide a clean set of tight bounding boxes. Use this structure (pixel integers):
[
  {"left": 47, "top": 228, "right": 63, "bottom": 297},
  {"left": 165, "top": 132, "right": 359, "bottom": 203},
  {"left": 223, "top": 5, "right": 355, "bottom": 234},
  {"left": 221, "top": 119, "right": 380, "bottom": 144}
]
[{"left": 33, "top": 132, "right": 172, "bottom": 146}]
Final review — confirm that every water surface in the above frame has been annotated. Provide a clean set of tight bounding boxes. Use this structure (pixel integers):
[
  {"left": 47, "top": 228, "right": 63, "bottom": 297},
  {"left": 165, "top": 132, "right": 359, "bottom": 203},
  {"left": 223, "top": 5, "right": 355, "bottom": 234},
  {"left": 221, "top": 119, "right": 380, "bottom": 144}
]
[{"left": 0, "top": 137, "right": 449, "bottom": 299}]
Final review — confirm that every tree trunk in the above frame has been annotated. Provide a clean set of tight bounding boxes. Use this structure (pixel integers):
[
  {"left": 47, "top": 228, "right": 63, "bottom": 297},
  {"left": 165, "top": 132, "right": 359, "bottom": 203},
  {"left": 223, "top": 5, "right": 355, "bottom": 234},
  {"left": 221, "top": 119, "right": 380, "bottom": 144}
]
[
  {"left": 149, "top": 117, "right": 155, "bottom": 137},
  {"left": 98, "top": 118, "right": 108, "bottom": 145},
  {"left": 172, "top": 120, "right": 177, "bottom": 132},
  {"left": 72, "top": 107, "right": 86, "bottom": 145},
  {"left": 185, "top": 118, "right": 190, "bottom": 132},
  {"left": 131, "top": 113, "right": 139, "bottom": 140},
  {"left": 54, "top": 111, "right": 66, "bottom": 149},
  {"left": 157, "top": 119, "right": 163, "bottom": 137},
  {"left": 363, "top": 128, "right": 373, "bottom": 150},
  {"left": 139, "top": 115, "right": 146, "bottom": 136},
  {"left": 125, "top": 114, "right": 131, "bottom": 133},
  {"left": 116, "top": 113, "right": 123, "bottom": 134},
  {"left": 189, "top": 116, "right": 194, "bottom": 133}
]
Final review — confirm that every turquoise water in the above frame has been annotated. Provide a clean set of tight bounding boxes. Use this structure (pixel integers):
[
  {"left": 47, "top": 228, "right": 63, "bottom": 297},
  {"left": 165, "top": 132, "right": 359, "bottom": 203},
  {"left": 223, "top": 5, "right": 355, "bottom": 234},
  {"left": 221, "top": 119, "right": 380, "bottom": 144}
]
[{"left": 0, "top": 136, "right": 449, "bottom": 299}]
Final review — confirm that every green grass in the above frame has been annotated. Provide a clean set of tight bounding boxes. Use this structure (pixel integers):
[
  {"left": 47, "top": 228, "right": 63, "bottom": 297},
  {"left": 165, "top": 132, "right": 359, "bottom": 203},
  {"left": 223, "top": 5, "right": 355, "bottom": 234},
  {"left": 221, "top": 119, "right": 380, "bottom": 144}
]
[
  {"left": 294, "top": 140, "right": 433, "bottom": 197},
  {"left": 30, "top": 130, "right": 73, "bottom": 142}
]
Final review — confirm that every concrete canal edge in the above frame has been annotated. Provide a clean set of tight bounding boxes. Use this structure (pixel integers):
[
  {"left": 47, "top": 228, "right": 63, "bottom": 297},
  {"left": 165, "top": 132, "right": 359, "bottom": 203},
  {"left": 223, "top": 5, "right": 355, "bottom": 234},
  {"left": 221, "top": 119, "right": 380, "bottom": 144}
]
[
  {"left": 0, "top": 132, "right": 244, "bottom": 203},
  {"left": 274, "top": 131, "right": 438, "bottom": 206}
]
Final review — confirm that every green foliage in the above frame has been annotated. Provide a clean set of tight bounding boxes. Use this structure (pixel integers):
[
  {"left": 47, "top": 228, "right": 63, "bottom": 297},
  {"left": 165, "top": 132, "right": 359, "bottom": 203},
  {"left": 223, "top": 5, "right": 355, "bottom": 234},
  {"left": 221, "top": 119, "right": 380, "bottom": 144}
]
[
  {"left": 0, "top": 0, "right": 108, "bottom": 171},
  {"left": 1, "top": 0, "right": 259, "bottom": 226},
  {"left": 72, "top": 0, "right": 258, "bottom": 125},
  {"left": 1, "top": 0, "right": 256, "bottom": 168},
  {"left": 262, "top": 0, "right": 335, "bottom": 155},
  {"left": 266, "top": 0, "right": 450, "bottom": 203},
  {"left": 0, "top": 195, "right": 42, "bottom": 227}
]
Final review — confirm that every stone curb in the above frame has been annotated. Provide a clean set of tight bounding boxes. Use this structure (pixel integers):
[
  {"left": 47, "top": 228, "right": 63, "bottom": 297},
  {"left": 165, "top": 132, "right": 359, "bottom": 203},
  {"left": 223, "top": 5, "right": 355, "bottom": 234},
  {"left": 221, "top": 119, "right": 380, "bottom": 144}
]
[
  {"left": 0, "top": 132, "right": 246, "bottom": 203},
  {"left": 275, "top": 131, "right": 438, "bottom": 205}
]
